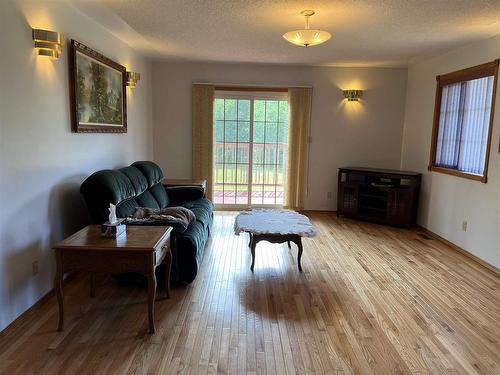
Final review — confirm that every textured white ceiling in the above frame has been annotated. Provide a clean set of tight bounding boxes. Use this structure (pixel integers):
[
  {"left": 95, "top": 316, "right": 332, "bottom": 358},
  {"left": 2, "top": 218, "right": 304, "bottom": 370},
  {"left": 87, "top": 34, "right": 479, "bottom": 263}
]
[{"left": 80, "top": 0, "right": 500, "bottom": 67}]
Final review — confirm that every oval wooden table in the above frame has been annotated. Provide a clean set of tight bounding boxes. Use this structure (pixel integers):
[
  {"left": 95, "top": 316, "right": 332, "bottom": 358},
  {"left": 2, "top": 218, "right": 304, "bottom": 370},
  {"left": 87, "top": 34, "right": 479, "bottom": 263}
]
[{"left": 234, "top": 209, "right": 318, "bottom": 272}]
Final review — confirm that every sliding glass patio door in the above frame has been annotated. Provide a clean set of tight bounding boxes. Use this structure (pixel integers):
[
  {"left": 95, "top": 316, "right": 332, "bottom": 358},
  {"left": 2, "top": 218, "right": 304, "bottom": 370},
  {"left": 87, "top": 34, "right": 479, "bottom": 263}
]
[{"left": 213, "top": 92, "right": 289, "bottom": 208}]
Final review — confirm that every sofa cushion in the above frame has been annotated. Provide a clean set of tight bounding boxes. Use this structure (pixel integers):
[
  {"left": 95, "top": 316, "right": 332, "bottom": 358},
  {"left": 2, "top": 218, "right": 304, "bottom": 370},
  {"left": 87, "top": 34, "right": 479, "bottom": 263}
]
[
  {"left": 174, "top": 198, "right": 213, "bottom": 229},
  {"left": 149, "top": 183, "right": 169, "bottom": 208},
  {"left": 132, "top": 161, "right": 163, "bottom": 185},
  {"left": 118, "top": 166, "right": 149, "bottom": 195},
  {"left": 136, "top": 190, "right": 161, "bottom": 209},
  {"left": 80, "top": 169, "right": 136, "bottom": 223},
  {"left": 116, "top": 198, "right": 141, "bottom": 219}
]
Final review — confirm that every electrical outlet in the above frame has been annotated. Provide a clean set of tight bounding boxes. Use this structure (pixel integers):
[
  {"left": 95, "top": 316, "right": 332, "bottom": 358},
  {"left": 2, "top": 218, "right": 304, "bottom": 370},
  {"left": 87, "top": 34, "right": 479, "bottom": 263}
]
[
  {"left": 32, "top": 260, "right": 39, "bottom": 276},
  {"left": 327, "top": 191, "right": 333, "bottom": 199},
  {"left": 462, "top": 220, "right": 468, "bottom": 232}
]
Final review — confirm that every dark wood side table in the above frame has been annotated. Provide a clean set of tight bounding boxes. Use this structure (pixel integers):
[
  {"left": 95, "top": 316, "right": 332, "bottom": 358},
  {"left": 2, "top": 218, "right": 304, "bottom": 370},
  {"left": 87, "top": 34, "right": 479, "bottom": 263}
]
[{"left": 53, "top": 225, "right": 172, "bottom": 334}]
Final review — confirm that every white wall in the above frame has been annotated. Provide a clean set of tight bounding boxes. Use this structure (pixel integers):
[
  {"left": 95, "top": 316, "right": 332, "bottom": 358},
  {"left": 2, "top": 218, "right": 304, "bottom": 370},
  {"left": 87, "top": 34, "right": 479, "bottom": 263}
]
[
  {"left": 0, "top": 1, "right": 153, "bottom": 330},
  {"left": 401, "top": 35, "right": 500, "bottom": 269},
  {"left": 152, "top": 62, "right": 408, "bottom": 210}
]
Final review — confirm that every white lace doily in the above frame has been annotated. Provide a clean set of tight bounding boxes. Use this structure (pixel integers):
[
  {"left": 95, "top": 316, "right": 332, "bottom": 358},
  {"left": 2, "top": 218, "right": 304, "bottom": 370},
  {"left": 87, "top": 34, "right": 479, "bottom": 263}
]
[{"left": 234, "top": 209, "right": 318, "bottom": 237}]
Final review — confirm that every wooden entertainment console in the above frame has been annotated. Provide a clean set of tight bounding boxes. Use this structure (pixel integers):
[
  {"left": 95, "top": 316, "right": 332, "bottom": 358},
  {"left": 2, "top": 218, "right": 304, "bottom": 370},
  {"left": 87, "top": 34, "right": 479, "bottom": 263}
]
[{"left": 337, "top": 167, "right": 421, "bottom": 228}]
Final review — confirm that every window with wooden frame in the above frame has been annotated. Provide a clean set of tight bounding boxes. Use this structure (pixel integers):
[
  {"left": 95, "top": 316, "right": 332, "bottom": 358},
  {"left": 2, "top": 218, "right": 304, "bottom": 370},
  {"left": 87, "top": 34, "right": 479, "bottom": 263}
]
[
  {"left": 429, "top": 59, "right": 499, "bottom": 183},
  {"left": 213, "top": 87, "right": 289, "bottom": 208}
]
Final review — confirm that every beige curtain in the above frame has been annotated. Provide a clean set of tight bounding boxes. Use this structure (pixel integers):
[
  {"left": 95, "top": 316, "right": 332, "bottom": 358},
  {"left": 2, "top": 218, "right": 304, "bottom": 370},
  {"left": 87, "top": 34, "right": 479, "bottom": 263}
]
[
  {"left": 192, "top": 84, "right": 215, "bottom": 199},
  {"left": 286, "top": 87, "right": 312, "bottom": 210}
]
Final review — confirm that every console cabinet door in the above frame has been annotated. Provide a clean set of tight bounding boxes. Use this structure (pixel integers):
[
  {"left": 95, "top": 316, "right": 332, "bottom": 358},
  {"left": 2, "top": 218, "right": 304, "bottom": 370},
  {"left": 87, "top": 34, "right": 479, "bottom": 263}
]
[
  {"left": 339, "top": 183, "right": 358, "bottom": 215},
  {"left": 387, "top": 189, "right": 410, "bottom": 225}
]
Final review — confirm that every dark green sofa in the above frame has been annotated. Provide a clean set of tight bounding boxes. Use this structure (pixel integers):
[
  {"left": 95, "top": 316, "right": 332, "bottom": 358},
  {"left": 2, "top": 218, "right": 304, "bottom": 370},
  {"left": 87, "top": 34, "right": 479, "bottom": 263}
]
[{"left": 80, "top": 161, "right": 213, "bottom": 283}]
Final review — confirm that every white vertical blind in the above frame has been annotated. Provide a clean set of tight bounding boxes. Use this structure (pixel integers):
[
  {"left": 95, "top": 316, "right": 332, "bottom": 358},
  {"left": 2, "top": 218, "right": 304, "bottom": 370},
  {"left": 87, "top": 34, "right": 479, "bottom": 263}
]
[{"left": 435, "top": 76, "right": 494, "bottom": 175}]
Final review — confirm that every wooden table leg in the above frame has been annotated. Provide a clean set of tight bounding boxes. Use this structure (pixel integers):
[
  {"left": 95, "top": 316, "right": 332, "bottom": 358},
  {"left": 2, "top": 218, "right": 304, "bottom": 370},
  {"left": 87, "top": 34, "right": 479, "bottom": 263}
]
[
  {"left": 247, "top": 233, "right": 304, "bottom": 272},
  {"left": 164, "top": 246, "right": 172, "bottom": 299},
  {"left": 54, "top": 250, "right": 64, "bottom": 331},
  {"left": 296, "top": 237, "right": 303, "bottom": 272},
  {"left": 147, "top": 271, "right": 157, "bottom": 334},
  {"left": 250, "top": 235, "right": 257, "bottom": 272},
  {"left": 90, "top": 272, "right": 96, "bottom": 298}
]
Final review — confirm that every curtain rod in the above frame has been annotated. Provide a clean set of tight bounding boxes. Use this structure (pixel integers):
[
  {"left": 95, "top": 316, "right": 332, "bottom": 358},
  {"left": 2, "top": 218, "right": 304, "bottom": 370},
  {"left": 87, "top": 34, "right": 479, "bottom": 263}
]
[{"left": 193, "top": 82, "right": 312, "bottom": 89}]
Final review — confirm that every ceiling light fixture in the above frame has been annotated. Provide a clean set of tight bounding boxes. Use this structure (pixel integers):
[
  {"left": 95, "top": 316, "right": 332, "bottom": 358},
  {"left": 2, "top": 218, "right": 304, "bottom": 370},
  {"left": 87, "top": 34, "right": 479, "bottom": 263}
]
[{"left": 283, "top": 10, "right": 331, "bottom": 47}]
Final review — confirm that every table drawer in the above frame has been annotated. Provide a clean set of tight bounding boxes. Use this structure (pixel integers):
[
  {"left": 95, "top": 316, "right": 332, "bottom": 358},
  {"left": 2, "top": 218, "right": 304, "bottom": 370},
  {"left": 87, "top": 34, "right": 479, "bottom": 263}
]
[
  {"left": 154, "top": 235, "right": 171, "bottom": 266},
  {"left": 61, "top": 250, "right": 152, "bottom": 274}
]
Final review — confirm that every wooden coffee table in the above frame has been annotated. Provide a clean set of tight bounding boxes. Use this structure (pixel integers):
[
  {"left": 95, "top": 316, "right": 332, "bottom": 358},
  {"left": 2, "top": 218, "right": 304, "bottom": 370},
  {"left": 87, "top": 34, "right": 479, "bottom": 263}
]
[
  {"left": 234, "top": 210, "right": 318, "bottom": 272},
  {"left": 53, "top": 225, "right": 172, "bottom": 334}
]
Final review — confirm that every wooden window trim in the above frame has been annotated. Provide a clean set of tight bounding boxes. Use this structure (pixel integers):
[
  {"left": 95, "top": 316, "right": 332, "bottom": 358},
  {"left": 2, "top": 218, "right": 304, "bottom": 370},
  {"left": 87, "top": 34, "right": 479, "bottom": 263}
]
[
  {"left": 428, "top": 59, "right": 499, "bottom": 183},
  {"left": 213, "top": 94, "right": 290, "bottom": 207},
  {"left": 428, "top": 166, "right": 484, "bottom": 182}
]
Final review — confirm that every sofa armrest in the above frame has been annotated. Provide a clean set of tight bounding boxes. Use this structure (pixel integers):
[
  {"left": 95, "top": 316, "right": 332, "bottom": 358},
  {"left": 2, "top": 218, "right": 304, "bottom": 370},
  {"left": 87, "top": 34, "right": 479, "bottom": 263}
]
[{"left": 165, "top": 185, "right": 205, "bottom": 202}]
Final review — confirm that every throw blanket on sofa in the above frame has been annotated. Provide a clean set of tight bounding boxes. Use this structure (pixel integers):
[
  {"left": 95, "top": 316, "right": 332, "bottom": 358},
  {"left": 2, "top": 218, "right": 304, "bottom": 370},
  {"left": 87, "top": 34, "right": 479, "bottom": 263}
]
[{"left": 128, "top": 206, "right": 196, "bottom": 232}]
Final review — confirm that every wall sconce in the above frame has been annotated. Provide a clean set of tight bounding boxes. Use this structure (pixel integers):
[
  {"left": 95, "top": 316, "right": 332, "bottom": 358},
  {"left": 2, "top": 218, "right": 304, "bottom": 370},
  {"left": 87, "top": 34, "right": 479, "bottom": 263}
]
[
  {"left": 343, "top": 90, "right": 363, "bottom": 102},
  {"left": 126, "top": 71, "right": 140, "bottom": 88},
  {"left": 32, "top": 28, "right": 62, "bottom": 59}
]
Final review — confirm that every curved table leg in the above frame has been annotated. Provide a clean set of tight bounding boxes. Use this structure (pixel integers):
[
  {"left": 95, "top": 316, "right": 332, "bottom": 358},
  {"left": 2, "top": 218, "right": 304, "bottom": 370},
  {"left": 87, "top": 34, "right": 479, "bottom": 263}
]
[
  {"left": 296, "top": 238, "right": 303, "bottom": 272},
  {"left": 246, "top": 233, "right": 304, "bottom": 272},
  {"left": 250, "top": 235, "right": 257, "bottom": 272},
  {"left": 54, "top": 251, "right": 64, "bottom": 331},
  {"left": 164, "top": 246, "right": 172, "bottom": 299}
]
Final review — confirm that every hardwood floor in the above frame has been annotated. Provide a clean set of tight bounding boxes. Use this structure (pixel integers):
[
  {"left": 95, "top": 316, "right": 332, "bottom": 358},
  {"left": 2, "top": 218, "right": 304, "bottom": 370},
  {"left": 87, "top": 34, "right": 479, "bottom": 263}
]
[{"left": 0, "top": 212, "right": 499, "bottom": 374}]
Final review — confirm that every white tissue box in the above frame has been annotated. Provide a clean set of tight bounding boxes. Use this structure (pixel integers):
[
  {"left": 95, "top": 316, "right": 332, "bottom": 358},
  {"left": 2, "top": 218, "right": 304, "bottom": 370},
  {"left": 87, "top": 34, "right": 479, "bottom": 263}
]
[{"left": 101, "top": 219, "right": 126, "bottom": 238}]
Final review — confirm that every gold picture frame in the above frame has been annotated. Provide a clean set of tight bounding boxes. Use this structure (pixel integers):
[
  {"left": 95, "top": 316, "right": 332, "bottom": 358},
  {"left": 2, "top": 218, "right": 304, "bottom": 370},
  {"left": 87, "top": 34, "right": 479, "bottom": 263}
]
[{"left": 69, "top": 40, "right": 127, "bottom": 133}]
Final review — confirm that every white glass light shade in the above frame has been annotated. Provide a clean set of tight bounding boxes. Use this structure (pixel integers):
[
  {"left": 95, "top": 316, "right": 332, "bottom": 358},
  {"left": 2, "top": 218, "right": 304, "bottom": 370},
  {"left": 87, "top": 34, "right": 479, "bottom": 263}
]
[{"left": 282, "top": 29, "right": 332, "bottom": 47}]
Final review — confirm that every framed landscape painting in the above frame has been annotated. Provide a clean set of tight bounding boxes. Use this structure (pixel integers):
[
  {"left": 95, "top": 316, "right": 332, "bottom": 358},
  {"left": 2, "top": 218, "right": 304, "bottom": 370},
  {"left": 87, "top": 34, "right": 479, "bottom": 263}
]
[{"left": 70, "top": 40, "right": 127, "bottom": 133}]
